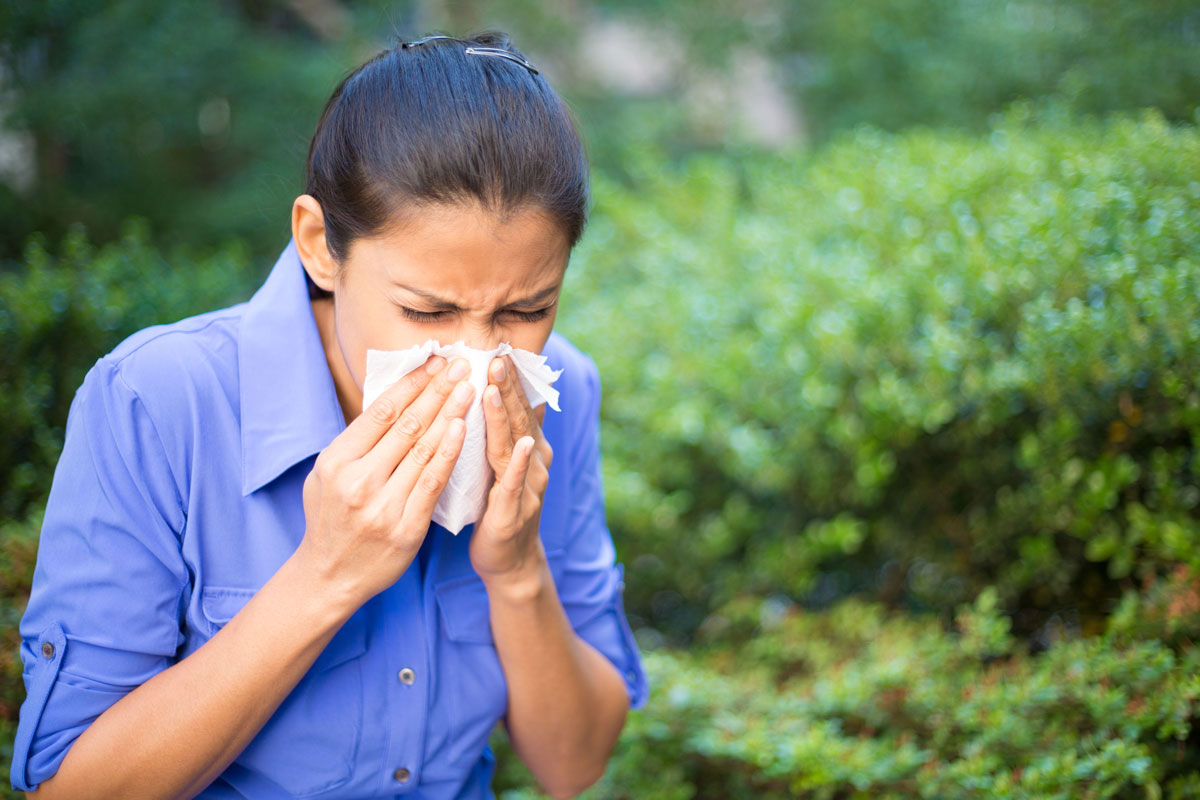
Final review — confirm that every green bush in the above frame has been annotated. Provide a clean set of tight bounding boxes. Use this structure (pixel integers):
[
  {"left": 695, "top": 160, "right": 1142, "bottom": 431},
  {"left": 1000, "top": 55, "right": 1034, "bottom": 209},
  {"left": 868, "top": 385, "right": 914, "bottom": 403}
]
[
  {"left": 0, "top": 0, "right": 364, "bottom": 261},
  {"left": 7, "top": 1, "right": 1198, "bottom": 262},
  {"left": 491, "top": 579, "right": 1200, "bottom": 799},
  {"left": 777, "top": 0, "right": 1200, "bottom": 142},
  {"left": 0, "top": 510, "right": 39, "bottom": 798},
  {"left": 557, "top": 106, "right": 1200, "bottom": 639},
  {"left": 3, "top": 109, "right": 1198, "bottom": 643},
  {"left": 469, "top": 0, "right": 1200, "bottom": 164},
  {"left": 2, "top": 106, "right": 1199, "bottom": 800},
  {"left": 0, "top": 220, "right": 257, "bottom": 520}
]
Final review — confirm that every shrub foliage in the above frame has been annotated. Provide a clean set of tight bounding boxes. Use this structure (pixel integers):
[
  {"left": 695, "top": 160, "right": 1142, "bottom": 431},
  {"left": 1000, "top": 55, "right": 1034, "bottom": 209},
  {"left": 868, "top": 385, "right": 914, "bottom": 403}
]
[
  {"left": 557, "top": 107, "right": 1200, "bottom": 639},
  {"left": 0, "top": 221, "right": 258, "bottom": 520},
  {"left": 491, "top": 576, "right": 1200, "bottom": 799},
  {"left": 1, "top": 111, "right": 1198, "bottom": 797}
]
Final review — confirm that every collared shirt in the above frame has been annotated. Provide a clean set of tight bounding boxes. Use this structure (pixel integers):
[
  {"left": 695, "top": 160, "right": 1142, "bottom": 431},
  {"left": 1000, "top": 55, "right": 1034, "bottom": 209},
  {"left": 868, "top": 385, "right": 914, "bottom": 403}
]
[{"left": 10, "top": 238, "right": 649, "bottom": 799}]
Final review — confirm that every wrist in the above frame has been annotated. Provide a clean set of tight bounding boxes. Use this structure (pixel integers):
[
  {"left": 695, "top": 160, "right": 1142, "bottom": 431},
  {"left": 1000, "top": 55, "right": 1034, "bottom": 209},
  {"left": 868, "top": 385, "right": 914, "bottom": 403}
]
[
  {"left": 478, "top": 542, "right": 552, "bottom": 604},
  {"left": 282, "top": 544, "right": 362, "bottom": 625}
]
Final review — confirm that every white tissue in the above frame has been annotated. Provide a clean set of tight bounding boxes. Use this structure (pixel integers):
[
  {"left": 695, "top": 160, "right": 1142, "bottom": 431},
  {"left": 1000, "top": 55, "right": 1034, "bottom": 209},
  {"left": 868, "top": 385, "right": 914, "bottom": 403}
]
[{"left": 362, "top": 340, "right": 563, "bottom": 534}]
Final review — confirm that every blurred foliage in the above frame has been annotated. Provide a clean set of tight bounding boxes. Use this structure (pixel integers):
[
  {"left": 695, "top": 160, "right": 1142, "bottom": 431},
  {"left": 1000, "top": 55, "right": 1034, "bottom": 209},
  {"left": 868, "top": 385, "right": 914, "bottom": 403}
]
[
  {"left": 2, "top": 104, "right": 1197, "bottom": 655},
  {"left": 2, "top": 1, "right": 1197, "bottom": 260},
  {"left": 3, "top": 1, "right": 1200, "bottom": 794},
  {"left": 423, "top": 0, "right": 1200, "bottom": 165},
  {"left": 557, "top": 105, "right": 1200, "bottom": 642},
  {"left": 0, "top": 220, "right": 257, "bottom": 521},
  {"left": 490, "top": 575, "right": 1200, "bottom": 799},
  {"left": 0, "top": 511, "right": 39, "bottom": 796},
  {"left": 0, "top": 0, "right": 404, "bottom": 262},
  {"left": 2, "top": 110, "right": 1198, "bottom": 646}
]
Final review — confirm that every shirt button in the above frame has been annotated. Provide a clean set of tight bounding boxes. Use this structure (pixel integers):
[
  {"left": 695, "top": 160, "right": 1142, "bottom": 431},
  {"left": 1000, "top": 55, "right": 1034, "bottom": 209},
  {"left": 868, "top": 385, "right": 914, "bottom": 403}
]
[
  {"left": 393, "top": 767, "right": 411, "bottom": 782},
  {"left": 41, "top": 642, "right": 55, "bottom": 659},
  {"left": 398, "top": 667, "right": 416, "bottom": 685}
]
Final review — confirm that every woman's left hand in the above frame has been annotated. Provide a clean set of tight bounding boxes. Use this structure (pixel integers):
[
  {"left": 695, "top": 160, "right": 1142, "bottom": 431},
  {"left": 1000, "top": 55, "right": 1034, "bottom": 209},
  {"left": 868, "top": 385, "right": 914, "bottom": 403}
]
[{"left": 470, "top": 354, "right": 554, "bottom": 586}]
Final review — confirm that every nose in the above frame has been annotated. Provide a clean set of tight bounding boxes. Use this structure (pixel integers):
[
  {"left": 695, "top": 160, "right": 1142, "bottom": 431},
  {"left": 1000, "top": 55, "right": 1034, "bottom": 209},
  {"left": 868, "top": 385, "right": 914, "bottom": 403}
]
[{"left": 444, "top": 319, "right": 503, "bottom": 351}]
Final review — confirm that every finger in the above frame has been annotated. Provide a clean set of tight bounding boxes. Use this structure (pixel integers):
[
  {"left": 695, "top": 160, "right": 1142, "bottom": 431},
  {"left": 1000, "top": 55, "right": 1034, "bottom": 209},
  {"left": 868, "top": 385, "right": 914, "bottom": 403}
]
[
  {"left": 362, "top": 357, "right": 474, "bottom": 474},
  {"left": 527, "top": 442, "right": 550, "bottom": 496},
  {"left": 491, "top": 356, "right": 552, "bottom": 466},
  {"left": 389, "top": 381, "right": 473, "bottom": 489},
  {"left": 489, "top": 435, "right": 535, "bottom": 527},
  {"left": 397, "top": 416, "right": 467, "bottom": 528},
  {"left": 482, "top": 383, "right": 515, "bottom": 474},
  {"left": 330, "top": 356, "right": 443, "bottom": 460},
  {"left": 502, "top": 436, "right": 535, "bottom": 493},
  {"left": 491, "top": 356, "right": 535, "bottom": 435}
]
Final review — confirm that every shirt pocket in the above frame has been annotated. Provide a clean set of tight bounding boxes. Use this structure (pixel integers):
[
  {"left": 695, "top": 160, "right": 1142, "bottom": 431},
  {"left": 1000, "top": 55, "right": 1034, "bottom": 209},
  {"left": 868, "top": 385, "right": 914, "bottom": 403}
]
[
  {"left": 433, "top": 573, "right": 509, "bottom": 767},
  {"left": 199, "top": 585, "right": 369, "bottom": 797}
]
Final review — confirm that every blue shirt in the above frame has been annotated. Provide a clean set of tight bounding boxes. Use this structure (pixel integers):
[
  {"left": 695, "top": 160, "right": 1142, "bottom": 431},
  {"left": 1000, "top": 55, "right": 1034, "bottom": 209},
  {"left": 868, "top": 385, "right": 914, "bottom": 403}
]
[{"left": 10, "top": 238, "right": 649, "bottom": 798}]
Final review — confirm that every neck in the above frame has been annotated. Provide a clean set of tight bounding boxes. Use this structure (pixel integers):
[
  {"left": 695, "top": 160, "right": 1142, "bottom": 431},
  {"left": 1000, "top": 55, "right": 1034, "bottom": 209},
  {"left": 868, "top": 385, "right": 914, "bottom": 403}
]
[{"left": 309, "top": 296, "right": 362, "bottom": 426}]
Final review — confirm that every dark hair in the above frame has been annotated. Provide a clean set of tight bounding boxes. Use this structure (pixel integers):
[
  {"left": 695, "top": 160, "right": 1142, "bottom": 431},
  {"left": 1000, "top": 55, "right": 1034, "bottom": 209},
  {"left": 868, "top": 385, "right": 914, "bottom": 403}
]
[{"left": 304, "top": 31, "right": 589, "bottom": 278}]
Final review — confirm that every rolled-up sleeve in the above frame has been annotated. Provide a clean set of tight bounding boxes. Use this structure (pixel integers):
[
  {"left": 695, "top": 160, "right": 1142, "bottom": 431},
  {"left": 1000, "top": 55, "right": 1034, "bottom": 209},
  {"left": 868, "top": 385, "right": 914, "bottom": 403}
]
[
  {"left": 554, "top": 356, "right": 648, "bottom": 710},
  {"left": 10, "top": 357, "right": 188, "bottom": 792}
]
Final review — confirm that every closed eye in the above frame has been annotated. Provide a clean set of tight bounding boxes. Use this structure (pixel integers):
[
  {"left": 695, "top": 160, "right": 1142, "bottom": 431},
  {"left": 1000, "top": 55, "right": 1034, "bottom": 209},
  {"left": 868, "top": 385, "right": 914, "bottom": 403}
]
[
  {"left": 504, "top": 307, "right": 551, "bottom": 323},
  {"left": 399, "top": 307, "right": 449, "bottom": 323},
  {"left": 398, "top": 306, "right": 552, "bottom": 323}
]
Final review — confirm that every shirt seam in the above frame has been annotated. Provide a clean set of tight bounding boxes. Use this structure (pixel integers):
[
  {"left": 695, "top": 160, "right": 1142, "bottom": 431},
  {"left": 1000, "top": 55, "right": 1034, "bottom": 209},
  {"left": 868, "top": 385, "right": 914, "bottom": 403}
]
[
  {"left": 99, "top": 307, "right": 243, "bottom": 371},
  {"left": 109, "top": 362, "right": 193, "bottom": 657},
  {"left": 109, "top": 364, "right": 189, "bottom": 523}
]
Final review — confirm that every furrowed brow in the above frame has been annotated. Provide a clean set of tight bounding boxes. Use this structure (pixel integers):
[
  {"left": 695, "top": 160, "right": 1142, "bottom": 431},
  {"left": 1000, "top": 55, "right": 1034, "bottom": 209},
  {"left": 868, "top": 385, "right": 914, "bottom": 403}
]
[
  {"left": 507, "top": 284, "right": 561, "bottom": 307},
  {"left": 395, "top": 282, "right": 560, "bottom": 309},
  {"left": 395, "top": 284, "right": 461, "bottom": 309}
]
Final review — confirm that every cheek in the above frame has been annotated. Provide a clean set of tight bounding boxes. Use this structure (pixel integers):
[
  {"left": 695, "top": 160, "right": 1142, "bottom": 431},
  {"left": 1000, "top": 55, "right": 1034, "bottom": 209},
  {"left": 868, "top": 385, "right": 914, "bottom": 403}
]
[
  {"left": 505, "top": 316, "right": 556, "bottom": 354},
  {"left": 331, "top": 294, "right": 431, "bottom": 388}
]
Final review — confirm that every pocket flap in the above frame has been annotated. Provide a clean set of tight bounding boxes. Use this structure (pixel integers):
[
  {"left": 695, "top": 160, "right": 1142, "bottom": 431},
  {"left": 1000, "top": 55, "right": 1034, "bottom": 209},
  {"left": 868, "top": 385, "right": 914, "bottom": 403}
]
[
  {"left": 317, "top": 612, "right": 369, "bottom": 672},
  {"left": 201, "top": 587, "right": 257, "bottom": 627},
  {"left": 200, "top": 586, "right": 367, "bottom": 671}
]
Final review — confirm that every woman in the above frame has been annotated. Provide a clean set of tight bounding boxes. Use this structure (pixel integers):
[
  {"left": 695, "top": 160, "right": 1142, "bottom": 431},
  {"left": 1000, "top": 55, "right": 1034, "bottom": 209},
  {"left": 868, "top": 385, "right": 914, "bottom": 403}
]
[{"left": 11, "top": 31, "right": 648, "bottom": 799}]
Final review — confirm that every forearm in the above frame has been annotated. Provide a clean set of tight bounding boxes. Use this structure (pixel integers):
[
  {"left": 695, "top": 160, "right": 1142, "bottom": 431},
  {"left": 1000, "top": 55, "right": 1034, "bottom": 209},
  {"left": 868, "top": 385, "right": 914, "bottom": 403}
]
[
  {"left": 28, "top": 552, "right": 357, "bottom": 800},
  {"left": 484, "top": 546, "right": 630, "bottom": 799}
]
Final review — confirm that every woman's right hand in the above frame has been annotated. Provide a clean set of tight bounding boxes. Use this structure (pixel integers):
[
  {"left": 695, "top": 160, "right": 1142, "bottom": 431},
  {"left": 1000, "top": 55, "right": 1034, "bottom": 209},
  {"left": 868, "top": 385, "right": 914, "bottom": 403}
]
[{"left": 294, "top": 355, "right": 474, "bottom": 611}]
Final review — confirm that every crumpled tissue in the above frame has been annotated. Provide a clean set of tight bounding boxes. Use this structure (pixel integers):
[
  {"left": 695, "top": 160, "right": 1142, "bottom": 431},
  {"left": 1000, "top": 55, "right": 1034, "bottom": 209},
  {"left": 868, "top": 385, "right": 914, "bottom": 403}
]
[{"left": 362, "top": 340, "right": 563, "bottom": 534}]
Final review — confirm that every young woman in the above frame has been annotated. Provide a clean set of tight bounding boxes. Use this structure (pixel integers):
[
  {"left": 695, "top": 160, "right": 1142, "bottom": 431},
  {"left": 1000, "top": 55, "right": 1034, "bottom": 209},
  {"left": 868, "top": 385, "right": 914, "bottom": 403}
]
[{"left": 11, "top": 31, "right": 647, "bottom": 800}]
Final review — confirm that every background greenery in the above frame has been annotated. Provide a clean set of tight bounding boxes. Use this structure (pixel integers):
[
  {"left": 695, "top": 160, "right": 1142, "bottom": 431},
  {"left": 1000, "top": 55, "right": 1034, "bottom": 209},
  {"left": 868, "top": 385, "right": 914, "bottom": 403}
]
[{"left": 2, "top": 1, "right": 1198, "bottom": 797}]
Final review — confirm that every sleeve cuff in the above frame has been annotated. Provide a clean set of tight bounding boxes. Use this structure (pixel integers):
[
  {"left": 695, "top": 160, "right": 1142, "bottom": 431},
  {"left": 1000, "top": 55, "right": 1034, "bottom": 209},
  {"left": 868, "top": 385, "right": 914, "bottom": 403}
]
[
  {"left": 10, "top": 622, "right": 67, "bottom": 792},
  {"left": 568, "top": 563, "right": 650, "bottom": 711}
]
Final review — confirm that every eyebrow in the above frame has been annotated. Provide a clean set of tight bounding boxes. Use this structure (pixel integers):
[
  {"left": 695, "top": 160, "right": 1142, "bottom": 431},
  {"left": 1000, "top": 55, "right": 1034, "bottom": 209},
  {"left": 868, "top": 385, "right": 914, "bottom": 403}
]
[{"left": 395, "top": 282, "right": 561, "bottom": 310}]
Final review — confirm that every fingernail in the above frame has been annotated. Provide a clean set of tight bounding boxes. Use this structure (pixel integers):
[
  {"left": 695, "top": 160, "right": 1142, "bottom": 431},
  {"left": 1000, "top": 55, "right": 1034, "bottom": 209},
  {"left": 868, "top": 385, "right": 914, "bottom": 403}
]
[
  {"left": 425, "top": 356, "right": 445, "bottom": 375},
  {"left": 453, "top": 381, "right": 474, "bottom": 404},
  {"left": 448, "top": 359, "right": 470, "bottom": 381},
  {"left": 488, "top": 385, "right": 503, "bottom": 408},
  {"left": 491, "top": 359, "right": 506, "bottom": 381}
]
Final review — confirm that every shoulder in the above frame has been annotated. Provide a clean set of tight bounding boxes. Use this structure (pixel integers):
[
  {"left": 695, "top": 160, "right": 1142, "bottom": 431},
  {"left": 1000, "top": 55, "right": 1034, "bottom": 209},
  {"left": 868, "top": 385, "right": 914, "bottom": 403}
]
[
  {"left": 88, "top": 303, "right": 246, "bottom": 418},
  {"left": 540, "top": 331, "right": 604, "bottom": 480},
  {"left": 68, "top": 304, "right": 247, "bottom": 491},
  {"left": 542, "top": 329, "right": 602, "bottom": 411}
]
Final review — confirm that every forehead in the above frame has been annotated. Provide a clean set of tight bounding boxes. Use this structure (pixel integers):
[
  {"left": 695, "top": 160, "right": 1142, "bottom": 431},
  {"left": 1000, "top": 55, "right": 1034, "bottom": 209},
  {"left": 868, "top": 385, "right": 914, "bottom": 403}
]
[{"left": 347, "top": 203, "right": 569, "bottom": 302}]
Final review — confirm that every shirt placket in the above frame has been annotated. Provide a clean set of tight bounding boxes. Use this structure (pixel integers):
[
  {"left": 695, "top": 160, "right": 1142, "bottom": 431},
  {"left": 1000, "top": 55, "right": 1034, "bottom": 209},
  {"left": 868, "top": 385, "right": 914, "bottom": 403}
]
[{"left": 377, "top": 558, "right": 431, "bottom": 794}]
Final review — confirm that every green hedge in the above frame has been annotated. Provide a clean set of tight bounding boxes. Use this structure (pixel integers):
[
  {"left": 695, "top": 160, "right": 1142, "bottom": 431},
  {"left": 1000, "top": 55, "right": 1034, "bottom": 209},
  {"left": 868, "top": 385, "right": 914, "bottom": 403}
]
[
  {"left": 491, "top": 576, "right": 1200, "bottom": 799},
  {"left": 9, "top": 2, "right": 1197, "bottom": 262},
  {"left": 1, "top": 107, "right": 1199, "bottom": 799},
  {"left": 0, "top": 220, "right": 258, "bottom": 520},
  {"left": 2, "top": 109, "right": 1198, "bottom": 642},
  {"left": 557, "top": 105, "right": 1200, "bottom": 639}
]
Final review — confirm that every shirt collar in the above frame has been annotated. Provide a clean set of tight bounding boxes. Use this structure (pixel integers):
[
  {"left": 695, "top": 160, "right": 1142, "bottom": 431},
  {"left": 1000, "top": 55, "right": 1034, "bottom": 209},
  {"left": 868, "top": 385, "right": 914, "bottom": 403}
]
[{"left": 238, "top": 237, "right": 346, "bottom": 495}]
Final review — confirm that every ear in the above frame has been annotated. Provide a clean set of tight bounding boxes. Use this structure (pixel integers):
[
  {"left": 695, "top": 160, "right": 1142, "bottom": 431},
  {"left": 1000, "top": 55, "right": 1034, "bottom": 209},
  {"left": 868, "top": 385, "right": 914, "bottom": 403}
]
[{"left": 292, "top": 194, "right": 338, "bottom": 293}]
